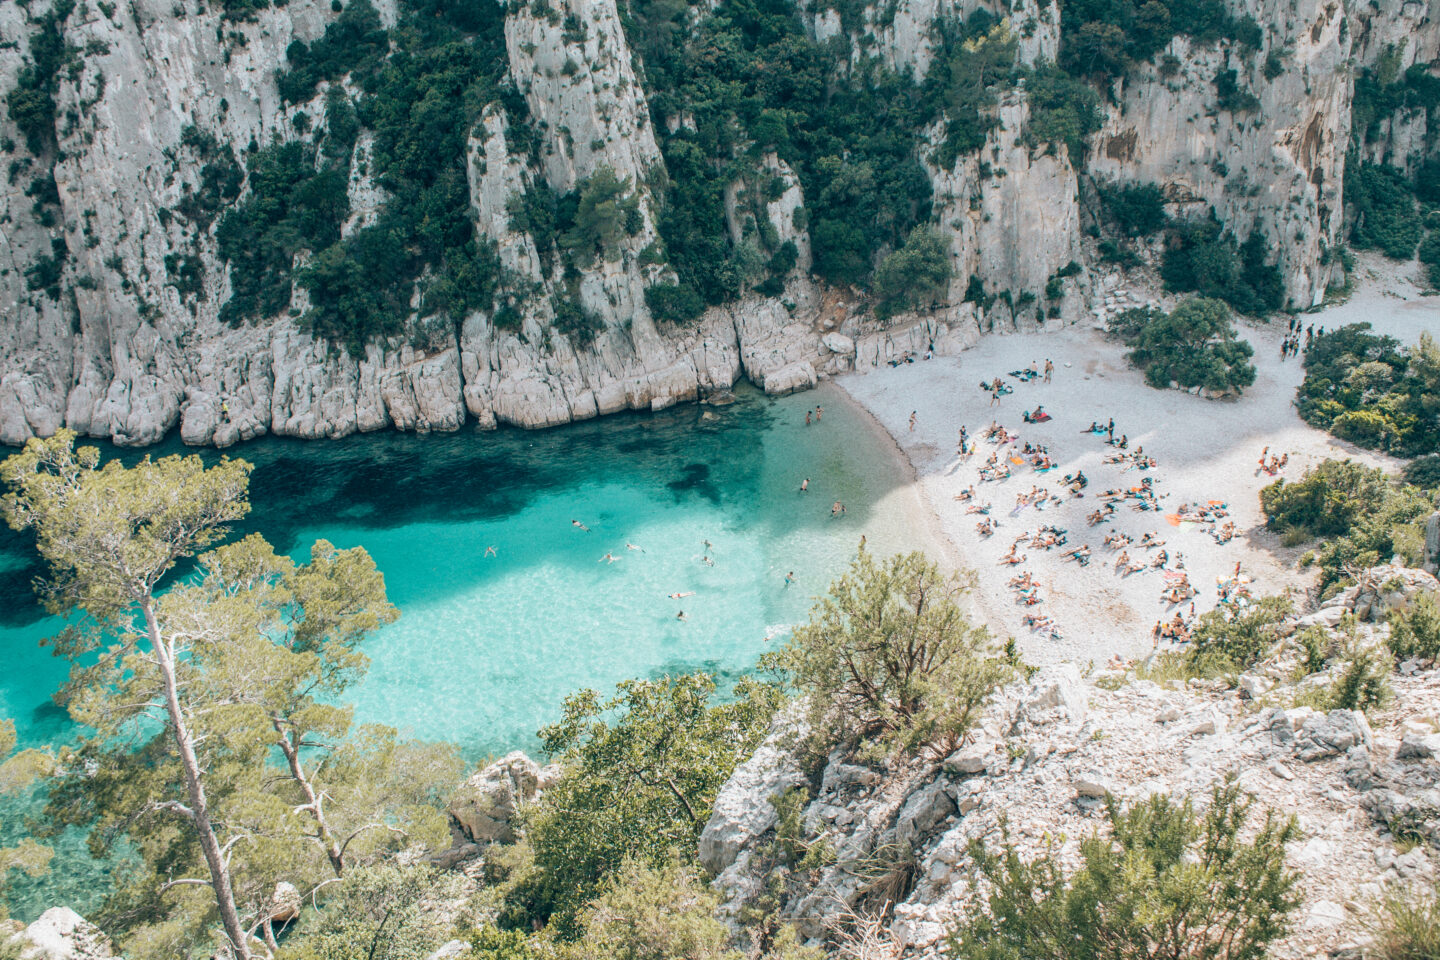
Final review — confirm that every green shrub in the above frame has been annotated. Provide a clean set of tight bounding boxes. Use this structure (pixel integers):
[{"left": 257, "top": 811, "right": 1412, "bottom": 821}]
[
  {"left": 278, "top": 864, "right": 466, "bottom": 960},
  {"left": 1024, "top": 65, "right": 1101, "bottom": 164},
  {"left": 1262, "top": 458, "right": 1436, "bottom": 593},
  {"left": 277, "top": 0, "right": 388, "bottom": 104},
  {"left": 873, "top": 225, "right": 954, "bottom": 320},
  {"left": 1161, "top": 217, "right": 1284, "bottom": 314},
  {"left": 4, "top": 0, "right": 76, "bottom": 155},
  {"left": 1347, "top": 163, "right": 1423, "bottom": 260},
  {"left": 1099, "top": 181, "right": 1167, "bottom": 237},
  {"left": 644, "top": 282, "right": 705, "bottom": 324},
  {"left": 949, "top": 778, "right": 1301, "bottom": 959},
  {"left": 1186, "top": 595, "right": 1292, "bottom": 674},
  {"left": 1365, "top": 879, "right": 1440, "bottom": 960},
  {"left": 1296, "top": 325, "right": 1440, "bottom": 457},
  {"left": 513, "top": 674, "right": 780, "bottom": 935},
  {"left": 1109, "top": 297, "right": 1256, "bottom": 393},
  {"left": 1402, "top": 454, "right": 1440, "bottom": 488},
  {"left": 1389, "top": 591, "right": 1440, "bottom": 663},
  {"left": 1323, "top": 645, "right": 1392, "bottom": 713},
  {"left": 761, "top": 551, "right": 1010, "bottom": 761}
]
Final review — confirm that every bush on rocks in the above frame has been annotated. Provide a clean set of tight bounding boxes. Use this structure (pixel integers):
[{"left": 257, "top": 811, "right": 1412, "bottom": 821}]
[
  {"left": 1389, "top": 591, "right": 1440, "bottom": 664},
  {"left": 1365, "top": 879, "right": 1440, "bottom": 960},
  {"left": 762, "top": 551, "right": 1010, "bottom": 762},
  {"left": 949, "top": 778, "right": 1301, "bottom": 960},
  {"left": 1185, "top": 595, "right": 1293, "bottom": 674}
]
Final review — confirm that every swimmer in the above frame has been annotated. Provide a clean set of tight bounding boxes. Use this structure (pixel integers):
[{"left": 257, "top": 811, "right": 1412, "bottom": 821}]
[
  {"left": 703, "top": 539, "right": 713, "bottom": 551},
  {"left": 831, "top": 501, "right": 846, "bottom": 518},
  {"left": 572, "top": 519, "right": 590, "bottom": 532},
  {"left": 816, "top": 405, "right": 823, "bottom": 421},
  {"left": 600, "top": 552, "right": 618, "bottom": 563},
  {"left": 858, "top": 534, "right": 866, "bottom": 552},
  {"left": 483, "top": 545, "right": 496, "bottom": 557},
  {"left": 800, "top": 478, "right": 810, "bottom": 493},
  {"left": 701, "top": 555, "right": 714, "bottom": 567},
  {"left": 676, "top": 610, "right": 688, "bottom": 622},
  {"left": 668, "top": 590, "right": 696, "bottom": 599},
  {"left": 626, "top": 542, "right": 645, "bottom": 553},
  {"left": 805, "top": 410, "right": 812, "bottom": 426},
  {"left": 784, "top": 571, "right": 795, "bottom": 586}
]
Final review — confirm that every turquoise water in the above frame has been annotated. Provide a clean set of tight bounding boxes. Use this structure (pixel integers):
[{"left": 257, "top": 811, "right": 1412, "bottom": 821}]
[{"left": 0, "top": 383, "right": 926, "bottom": 918}]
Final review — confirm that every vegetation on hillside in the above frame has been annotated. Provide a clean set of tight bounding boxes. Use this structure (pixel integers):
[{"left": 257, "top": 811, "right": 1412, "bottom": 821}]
[
  {"left": 1260, "top": 458, "right": 1436, "bottom": 595},
  {"left": 1107, "top": 297, "right": 1257, "bottom": 393},
  {"left": 949, "top": 779, "right": 1300, "bottom": 960},
  {"left": 761, "top": 550, "right": 1010, "bottom": 761},
  {"left": 1296, "top": 324, "right": 1440, "bottom": 458}
]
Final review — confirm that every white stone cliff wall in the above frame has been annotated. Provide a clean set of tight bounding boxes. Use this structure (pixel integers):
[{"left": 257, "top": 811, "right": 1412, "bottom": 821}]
[{"left": 0, "top": 0, "right": 1430, "bottom": 446}]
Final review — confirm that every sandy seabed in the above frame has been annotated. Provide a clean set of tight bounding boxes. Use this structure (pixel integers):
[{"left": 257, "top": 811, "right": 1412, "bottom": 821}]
[{"left": 836, "top": 254, "right": 1440, "bottom": 667}]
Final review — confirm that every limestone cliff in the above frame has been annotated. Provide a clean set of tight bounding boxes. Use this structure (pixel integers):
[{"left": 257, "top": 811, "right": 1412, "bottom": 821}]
[{"left": 0, "top": 0, "right": 1433, "bottom": 447}]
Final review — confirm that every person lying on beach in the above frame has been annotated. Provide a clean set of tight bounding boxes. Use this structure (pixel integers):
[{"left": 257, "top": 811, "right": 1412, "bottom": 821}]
[
  {"left": 1063, "top": 545, "right": 1091, "bottom": 565},
  {"left": 1008, "top": 571, "right": 1035, "bottom": 589},
  {"left": 1001, "top": 545, "right": 1026, "bottom": 565},
  {"left": 1103, "top": 532, "right": 1132, "bottom": 548},
  {"left": 1087, "top": 508, "right": 1113, "bottom": 526},
  {"left": 1139, "top": 532, "right": 1165, "bottom": 548},
  {"left": 954, "top": 485, "right": 976, "bottom": 501},
  {"left": 976, "top": 518, "right": 996, "bottom": 536},
  {"left": 1215, "top": 521, "right": 1236, "bottom": 544},
  {"left": 966, "top": 502, "right": 992, "bottom": 515},
  {"left": 1150, "top": 550, "right": 1168, "bottom": 569}
]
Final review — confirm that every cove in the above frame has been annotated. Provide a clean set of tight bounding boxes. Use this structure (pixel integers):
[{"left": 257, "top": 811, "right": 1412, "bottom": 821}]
[{"left": 0, "top": 383, "right": 933, "bottom": 919}]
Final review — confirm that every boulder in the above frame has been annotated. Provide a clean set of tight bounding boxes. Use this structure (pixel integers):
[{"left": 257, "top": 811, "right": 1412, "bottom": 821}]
[
  {"left": 269, "top": 881, "right": 301, "bottom": 924},
  {"left": 426, "top": 942, "right": 472, "bottom": 960},
  {"left": 447, "top": 751, "right": 541, "bottom": 844},
  {"left": 1397, "top": 733, "right": 1440, "bottom": 760},
  {"left": 1020, "top": 663, "right": 1088, "bottom": 725},
  {"left": 896, "top": 779, "right": 956, "bottom": 843},
  {"left": 1237, "top": 674, "right": 1273, "bottom": 699},
  {"left": 820, "top": 333, "right": 855, "bottom": 356},
  {"left": 699, "top": 702, "right": 809, "bottom": 874},
  {"left": 943, "top": 745, "right": 991, "bottom": 776},
  {"left": 1071, "top": 770, "right": 1112, "bottom": 798},
  {"left": 1296, "top": 710, "right": 1372, "bottom": 762},
  {"left": 19, "top": 908, "right": 112, "bottom": 960}
]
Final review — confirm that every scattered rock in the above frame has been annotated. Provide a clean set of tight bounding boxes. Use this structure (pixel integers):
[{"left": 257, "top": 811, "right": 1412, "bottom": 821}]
[
  {"left": 425, "top": 941, "right": 472, "bottom": 960},
  {"left": 1071, "top": 770, "right": 1112, "bottom": 798},
  {"left": 1397, "top": 733, "right": 1440, "bottom": 759},
  {"left": 1020, "top": 663, "right": 1088, "bottom": 725},
  {"left": 943, "top": 746, "right": 992, "bottom": 776},
  {"left": 897, "top": 779, "right": 956, "bottom": 844},
  {"left": 1296, "top": 711, "right": 1372, "bottom": 762}
]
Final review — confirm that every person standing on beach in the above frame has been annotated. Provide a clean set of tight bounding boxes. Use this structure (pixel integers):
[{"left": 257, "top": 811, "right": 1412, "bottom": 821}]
[
  {"left": 1106, "top": 418, "right": 1114, "bottom": 440},
  {"left": 909, "top": 411, "right": 917, "bottom": 432},
  {"left": 816, "top": 405, "right": 823, "bottom": 422},
  {"left": 1044, "top": 359, "right": 1053, "bottom": 383},
  {"left": 990, "top": 386, "right": 1001, "bottom": 407}
]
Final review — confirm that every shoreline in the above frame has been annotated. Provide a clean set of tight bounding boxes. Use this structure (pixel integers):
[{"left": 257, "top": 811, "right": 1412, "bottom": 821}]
[{"left": 836, "top": 259, "right": 1438, "bottom": 666}]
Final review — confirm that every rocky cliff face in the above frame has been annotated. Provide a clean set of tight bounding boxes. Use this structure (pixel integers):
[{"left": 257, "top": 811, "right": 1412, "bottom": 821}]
[{"left": 0, "top": 0, "right": 1433, "bottom": 447}]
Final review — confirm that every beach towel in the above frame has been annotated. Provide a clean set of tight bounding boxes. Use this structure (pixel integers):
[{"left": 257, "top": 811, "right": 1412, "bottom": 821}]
[{"left": 1165, "top": 514, "right": 1182, "bottom": 526}]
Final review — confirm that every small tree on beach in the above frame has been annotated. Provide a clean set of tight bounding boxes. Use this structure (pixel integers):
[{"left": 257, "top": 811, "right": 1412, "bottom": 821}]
[
  {"left": 1109, "top": 297, "right": 1256, "bottom": 394},
  {"left": 764, "top": 551, "right": 1009, "bottom": 760}
]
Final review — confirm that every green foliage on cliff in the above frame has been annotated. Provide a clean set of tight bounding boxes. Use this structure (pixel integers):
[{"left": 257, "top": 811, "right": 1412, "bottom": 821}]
[
  {"left": 1347, "top": 163, "right": 1424, "bottom": 260},
  {"left": 1108, "top": 297, "right": 1257, "bottom": 393},
  {"left": 509, "top": 673, "right": 781, "bottom": 936},
  {"left": 1185, "top": 595, "right": 1293, "bottom": 675},
  {"left": 1296, "top": 324, "right": 1440, "bottom": 457},
  {"left": 1161, "top": 216, "right": 1284, "bottom": 315},
  {"left": 948, "top": 779, "right": 1301, "bottom": 960},
  {"left": 873, "top": 226, "right": 954, "bottom": 320},
  {"left": 762, "top": 551, "right": 1010, "bottom": 761},
  {"left": 1098, "top": 181, "right": 1167, "bottom": 236},
  {"left": 278, "top": 0, "right": 389, "bottom": 105},
  {"left": 1058, "top": 0, "right": 1262, "bottom": 82},
  {"left": 1351, "top": 44, "right": 1440, "bottom": 150},
  {"left": 4, "top": 0, "right": 77, "bottom": 155}
]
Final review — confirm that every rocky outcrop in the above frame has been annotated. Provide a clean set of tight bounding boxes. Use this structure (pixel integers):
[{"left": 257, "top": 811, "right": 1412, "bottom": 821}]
[
  {"left": 447, "top": 750, "right": 550, "bottom": 845},
  {"left": 708, "top": 567, "right": 1440, "bottom": 956},
  {"left": 15, "top": 908, "right": 112, "bottom": 960}
]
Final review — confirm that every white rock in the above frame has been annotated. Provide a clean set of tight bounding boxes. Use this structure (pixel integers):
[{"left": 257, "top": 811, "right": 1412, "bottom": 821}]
[
  {"left": 447, "top": 751, "right": 540, "bottom": 844},
  {"left": 19, "top": 908, "right": 112, "bottom": 960},
  {"left": 699, "top": 702, "right": 809, "bottom": 874},
  {"left": 425, "top": 941, "right": 472, "bottom": 960}
]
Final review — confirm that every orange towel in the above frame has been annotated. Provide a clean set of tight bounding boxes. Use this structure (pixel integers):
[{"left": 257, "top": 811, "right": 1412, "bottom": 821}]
[{"left": 1165, "top": 514, "right": 1182, "bottom": 526}]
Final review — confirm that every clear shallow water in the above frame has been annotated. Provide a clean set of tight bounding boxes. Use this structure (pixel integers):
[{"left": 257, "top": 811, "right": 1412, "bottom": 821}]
[{"left": 0, "top": 383, "right": 926, "bottom": 918}]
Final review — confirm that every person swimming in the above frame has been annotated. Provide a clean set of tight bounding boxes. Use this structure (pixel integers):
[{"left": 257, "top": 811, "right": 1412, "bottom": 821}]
[
  {"left": 676, "top": 610, "right": 687, "bottom": 622},
  {"left": 800, "top": 478, "right": 810, "bottom": 493},
  {"left": 483, "top": 545, "right": 496, "bottom": 557},
  {"left": 668, "top": 590, "right": 696, "bottom": 599},
  {"left": 784, "top": 571, "right": 795, "bottom": 586},
  {"left": 626, "top": 542, "right": 645, "bottom": 552},
  {"left": 600, "top": 552, "right": 618, "bottom": 563},
  {"left": 572, "top": 519, "right": 590, "bottom": 532}
]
